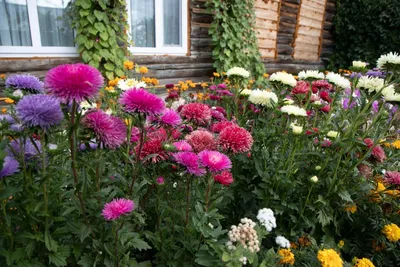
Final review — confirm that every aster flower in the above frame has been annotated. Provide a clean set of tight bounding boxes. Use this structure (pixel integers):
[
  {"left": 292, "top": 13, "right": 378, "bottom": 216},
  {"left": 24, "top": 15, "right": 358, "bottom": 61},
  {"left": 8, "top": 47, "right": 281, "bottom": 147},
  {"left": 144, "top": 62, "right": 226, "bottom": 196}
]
[
  {"left": 0, "top": 114, "right": 16, "bottom": 124},
  {"left": 180, "top": 103, "right": 212, "bottom": 125},
  {"left": 371, "top": 145, "right": 386, "bottom": 163},
  {"left": 0, "top": 156, "right": 19, "bottom": 179},
  {"left": 172, "top": 152, "right": 205, "bottom": 176},
  {"left": 240, "top": 89, "right": 252, "bottom": 96},
  {"left": 281, "top": 105, "right": 307, "bottom": 116},
  {"left": 117, "top": 78, "right": 146, "bottom": 91},
  {"left": 120, "top": 88, "right": 165, "bottom": 116},
  {"left": 358, "top": 76, "right": 385, "bottom": 93},
  {"left": 385, "top": 171, "right": 400, "bottom": 185},
  {"left": 5, "top": 74, "right": 43, "bottom": 93},
  {"left": 82, "top": 110, "right": 127, "bottom": 149},
  {"left": 185, "top": 129, "right": 217, "bottom": 153},
  {"left": 298, "top": 70, "right": 325, "bottom": 80},
  {"left": 16, "top": 95, "right": 63, "bottom": 129},
  {"left": 226, "top": 67, "right": 250, "bottom": 78},
  {"left": 130, "top": 127, "right": 140, "bottom": 143},
  {"left": 292, "top": 81, "right": 309, "bottom": 95},
  {"left": 45, "top": 63, "right": 104, "bottom": 103},
  {"left": 173, "top": 140, "right": 193, "bottom": 151},
  {"left": 270, "top": 72, "right": 297, "bottom": 87},
  {"left": 248, "top": 90, "right": 278, "bottom": 108},
  {"left": 357, "top": 164, "right": 373, "bottom": 179},
  {"left": 319, "top": 91, "right": 332, "bottom": 103},
  {"left": 366, "top": 69, "right": 386, "bottom": 78},
  {"left": 159, "top": 108, "right": 182, "bottom": 126},
  {"left": 102, "top": 198, "right": 135, "bottom": 221},
  {"left": 312, "top": 80, "right": 332, "bottom": 93},
  {"left": 211, "top": 110, "right": 225, "bottom": 121},
  {"left": 214, "top": 171, "right": 234, "bottom": 185},
  {"left": 8, "top": 139, "right": 42, "bottom": 160},
  {"left": 198, "top": 150, "right": 232, "bottom": 173},
  {"left": 377, "top": 52, "right": 400, "bottom": 69},
  {"left": 326, "top": 72, "right": 351, "bottom": 89},
  {"left": 257, "top": 208, "right": 276, "bottom": 232},
  {"left": 136, "top": 129, "right": 169, "bottom": 163},
  {"left": 211, "top": 121, "right": 238, "bottom": 133},
  {"left": 218, "top": 126, "right": 253, "bottom": 154},
  {"left": 156, "top": 176, "right": 165, "bottom": 185}
]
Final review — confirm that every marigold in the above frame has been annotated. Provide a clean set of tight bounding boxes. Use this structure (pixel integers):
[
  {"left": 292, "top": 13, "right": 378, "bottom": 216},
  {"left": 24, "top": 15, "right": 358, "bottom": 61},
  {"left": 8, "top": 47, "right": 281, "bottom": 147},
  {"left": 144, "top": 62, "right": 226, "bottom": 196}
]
[
  {"left": 4, "top": 98, "right": 14, "bottom": 104},
  {"left": 108, "top": 77, "right": 120, "bottom": 87},
  {"left": 0, "top": 74, "right": 6, "bottom": 79},
  {"left": 317, "top": 249, "right": 343, "bottom": 267},
  {"left": 392, "top": 140, "right": 400, "bottom": 149},
  {"left": 354, "top": 258, "right": 375, "bottom": 267},
  {"left": 200, "top": 82, "right": 208, "bottom": 87},
  {"left": 123, "top": 60, "right": 134, "bottom": 70},
  {"left": 105, "top": 86, "right": 115, "bottom": 92},
  {"left": 139, "top": 66, "right": 148, "bottom": 74},
  {"left": 181, "top": 84, "right": 189, "bottom": 91},
  {"left": 213, "top": 72, "right": 220, "bottom": 77},
  {"left": 382, "top": 223, "right": 400, "bottom": 242},
  {"left": 345, "top": 203, "right": 357, "bottom": 213},
  {"left": 1, "top": 108, "right": 6, "bottom": 114},
  {"left": 263, "top": 73, "right": 269, "bottom": 78},
  {"left": 151, "top": 78, "right": 159, "bottom": 86},
  {"left": 298, "top": 235, "right": 311, "bottom": 247},
  {"left": 278, "top": 249, "right": 295, "bottom": 265}
]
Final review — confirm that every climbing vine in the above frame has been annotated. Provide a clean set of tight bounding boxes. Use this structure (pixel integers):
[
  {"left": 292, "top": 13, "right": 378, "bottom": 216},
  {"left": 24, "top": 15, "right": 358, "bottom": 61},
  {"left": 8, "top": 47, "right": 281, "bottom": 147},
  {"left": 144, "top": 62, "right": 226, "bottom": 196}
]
[
  {"left": 206, "top": 0, "right": 265, "bottom": 80},
  {"left": 69, "top": 0, "right": 131, "bottom": 80}
]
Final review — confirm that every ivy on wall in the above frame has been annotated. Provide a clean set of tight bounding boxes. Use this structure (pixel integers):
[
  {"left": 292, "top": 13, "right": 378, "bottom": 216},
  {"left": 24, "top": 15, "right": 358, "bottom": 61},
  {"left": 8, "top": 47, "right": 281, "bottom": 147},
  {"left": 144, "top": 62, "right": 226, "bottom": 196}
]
[
  {"left": 206, "top": 0, "right": 265, "bottom": 80},
  {"left": 331, "top": 0, "right": 400, "bottom": 68},
  {"left": 69, "top": 0, "right": 131, "bottom": 80}
]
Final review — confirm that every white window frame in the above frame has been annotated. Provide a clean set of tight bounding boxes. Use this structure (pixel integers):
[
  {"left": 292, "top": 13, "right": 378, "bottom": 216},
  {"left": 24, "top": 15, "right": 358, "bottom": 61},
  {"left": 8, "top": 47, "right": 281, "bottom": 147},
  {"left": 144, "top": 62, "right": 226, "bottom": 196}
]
[
  {"left": 0, "top": 0, "right": 78, "bottom": 58},
  {"left": 127, "top": 0, "right": 188, "bottom": 55}
]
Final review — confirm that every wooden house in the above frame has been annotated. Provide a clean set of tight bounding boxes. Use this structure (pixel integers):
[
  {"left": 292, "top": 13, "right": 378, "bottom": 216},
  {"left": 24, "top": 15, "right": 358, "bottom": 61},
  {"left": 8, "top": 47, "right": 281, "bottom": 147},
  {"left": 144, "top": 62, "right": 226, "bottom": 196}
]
[{"left": 0, "top": 0, "right": 334, "bottom": 85}]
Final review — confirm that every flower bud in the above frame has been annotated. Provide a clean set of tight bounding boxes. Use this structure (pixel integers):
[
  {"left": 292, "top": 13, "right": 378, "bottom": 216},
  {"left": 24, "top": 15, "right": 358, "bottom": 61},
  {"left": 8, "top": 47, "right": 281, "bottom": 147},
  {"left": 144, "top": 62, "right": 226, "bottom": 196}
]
[
  {"left": 315, "top": 165, "right": 322, "bottom": 171},
  {"left": 310, "top": 176, "right": 318, "bottom": 183}
]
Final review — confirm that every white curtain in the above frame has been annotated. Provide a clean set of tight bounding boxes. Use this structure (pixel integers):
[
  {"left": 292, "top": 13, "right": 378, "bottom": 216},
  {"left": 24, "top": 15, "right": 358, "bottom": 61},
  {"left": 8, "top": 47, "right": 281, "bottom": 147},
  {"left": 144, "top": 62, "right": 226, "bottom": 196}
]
[
  {"left": 0, "top": 0, "right": 32, "bottom": 46},
  {"left": 37, "top": 0, "right": 74, "bottom": 47},
  {"left": 163, "top": 0, "right": 180, "bottom": 46},
  {"left": 130, "top": 0, "right": 155, "bottom": 47}
]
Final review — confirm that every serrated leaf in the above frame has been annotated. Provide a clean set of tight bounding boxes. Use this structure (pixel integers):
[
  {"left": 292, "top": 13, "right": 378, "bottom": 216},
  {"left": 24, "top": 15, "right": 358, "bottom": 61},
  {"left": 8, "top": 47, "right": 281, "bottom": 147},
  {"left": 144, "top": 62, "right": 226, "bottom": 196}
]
[
  {"left": 77, "top": 254, "right": 94, "bottom": 267},
  {"left": 338, "top": 190, "right": 352, "bottom": 202},
  {"left": 45, "top": 230, "right": 58, "bottom": 252},
  {"left": 79, "top": 225, "right": 90, "bottom": 242},
  {"left": 128, "top": 237, "right": 151, "bottom": 251},
  {"left": 49, "top": 252, "right": 67, "bottom": 267},
  {"left": 317, "top": 209, "right": 333, "bottom": 227}
]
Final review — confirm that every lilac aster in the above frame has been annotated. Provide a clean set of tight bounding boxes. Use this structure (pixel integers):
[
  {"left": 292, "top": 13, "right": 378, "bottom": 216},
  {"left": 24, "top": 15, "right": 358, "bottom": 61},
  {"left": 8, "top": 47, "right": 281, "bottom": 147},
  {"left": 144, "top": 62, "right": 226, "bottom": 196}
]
[
  {"left": 16, "top": 95, "right": 63, "bottom": 129},
  {"left": 8, "top": 139, "right": 41, "bottom": 160},
  {"left": 119, "top": 88, "right": 165, "bottom": 115},
  {"left": 44, "top": 63, "right": 104, "bottom": 103},
  {"left": 0, "top": 114, "right": 16, "bottom": 124},
  {"left": 0, "top": 156, "right": 19, "bottom": 179},
  {"left": 198, "top": 150, "right": 232, "bottom": 173},
  {"left": 160, "top": 108, "right": 182, "bottom": 126},
  {"left": 172, "top": 152, "right": 206, "bottom": 176},
  {"left": 5, "top": 74, "right": 43, "bottom": 93},
  {"left": 82, "top": 110, "right": 127, "bottom": 149}
]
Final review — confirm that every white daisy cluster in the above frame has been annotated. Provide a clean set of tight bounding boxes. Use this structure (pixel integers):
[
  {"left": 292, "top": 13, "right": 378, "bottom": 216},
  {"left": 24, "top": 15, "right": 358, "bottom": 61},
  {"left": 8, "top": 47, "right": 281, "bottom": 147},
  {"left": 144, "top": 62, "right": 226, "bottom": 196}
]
[
  {"left": 352, "top": 61, "right": 368, "bottom": 68},
  {"left": 239, "top": 257, "right": 247, "bottom": 265},
  {"left": 382, "top": 85, "right": 400, "bottom": 102},
  {"left": 298, "top": 70, "right": 325, "bottom": 80},
  {"left": 280, "top": 105, "right": 307, "bottom": 117},
  {"left": 275, "top": 235, "right": 291, "bottom": 248},
  {"left": 357, "top": 76, "right": 385, "bottom": 93},
  {"left": 248, "top": 90, "right": 278, "bottom": 108},
  {"left": 228, "top": 218, "right": 260, "bottom": 253},
  {"left": 257, "top": 208, "right": 277, "bottom": 232},
  {"left": 290, "top": 123, "right": 303, "bottom": 135},
  {"left": 377, "top": 52, "right": 400, "bottom": 69},
  {"left": 117, "top": 78, "right": 146, "bottom": 91},
  {"left": 226, "top": 67, "right": 250, "bottom": 78},
  {"left": 270, "top": 72, "right": 297, "bottom": 87},
  {"left": 240, "top": 89, "right": 253, "bottom": 96},
  {"left": 326, "top": 72, "right": 351, "bottom": 89}
]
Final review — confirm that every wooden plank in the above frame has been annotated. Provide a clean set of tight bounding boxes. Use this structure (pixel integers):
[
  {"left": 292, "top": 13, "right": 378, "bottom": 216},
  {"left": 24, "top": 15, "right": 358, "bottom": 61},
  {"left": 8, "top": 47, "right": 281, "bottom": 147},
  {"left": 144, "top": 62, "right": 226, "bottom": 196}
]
[
  {"left": 191, "top": 22, "right": 211, "bottom": 28},
  {"left": 254, "top": 0, "right": 280, "bottom": 11},
  {"left": 294, "top": 34, "right": 321, "bottom": 45},
  {"left": 255, "top": 9, "right": 279, "bottom": 20},
  {"left": 298, "top": 16, "right": 324, "bottom": 30},
  {"left": 297, "top": 26, "right": 322, "bottom": 37},
  {"left": 192, "top": 8, "right": 209, "bottom": 14},
  {"left": 0, "top": 57, "right": 80, "bottom": 72},
  {"left": 302, "top": 0, "right": 326, "bottom": 9},
  {"left": 293, "top": 51, "right": 319, "bottom": 61},
  {"left": 256, "top": 18, "right": 279, "bottom": 30},
  {"left": 293, "top": 42, "right": 319, "bottom": 53},
  {"left": 258, "top": 38, "right": 277, "bottom": 49},
  {"left": 260, "top": 49, "right": 276, "bottom": 58},
  {"left": 299, "top": 6, "right": 324, "bottom": 21},
  {"left": 256, "top": 29, "right": 278, "bottom": 40}
]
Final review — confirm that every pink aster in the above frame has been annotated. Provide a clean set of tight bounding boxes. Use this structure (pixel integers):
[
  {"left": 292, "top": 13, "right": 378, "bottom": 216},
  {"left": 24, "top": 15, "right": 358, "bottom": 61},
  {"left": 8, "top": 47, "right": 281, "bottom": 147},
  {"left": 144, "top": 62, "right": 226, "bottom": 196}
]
[
  {"left": 372, "top": 145, "right": 386, "bottom": 163},
  {"left": 160, "top": 108, "right": 182, "bottom": 126},
  {"left": 120, "top": 88, "right": 165, "bottom": 115},
  {"left": 218, "top": 126, "right": 253, "bottom": 154},
  {"left": 320, "top": 105, "right": 331, "bottom": 113},
  {"left": 173, "top": 140, "right": 193, "bottom": 151},
  {"left": 180, "top": 103, "right": 212, "bottom": 125},
  {"left": 45, "top": 63, "right": 104, "bottom": 103},
  {"left": 82, "top": 110, "right": 127, "bottom": 149},
  {"left": 172, "top": 152, "right": 206, "bottom": 176},
  {"left": 102, "top": 198, "right": 134, "bottom": 221},
  {"left": 130, "top": 127, "right": 140, "bottom": 143},
  {"left": 136, "top": 130, "right": 168, "bottom": 163},
  {"left": 214, "top": 171, "right": 234, "bottom": 186},
  {"left": 319, "top": 91, "right": 332, "bottom": 103},
  {"left": 385, "top": 171, "right": 400, "bottom": 185},
  {"left": 312, "top": 80, "right": 332, "bottom": 93},
  {"left": 156, "top": 176, "right": 165, "bottom": 185},
  {"left": 364, "top": 138, "right": 374, "bottom": 148},
  {"left": 357, "top": 164, "right": 373, "bottom": 179},
  {"left": 211, "top": 110, "right": 226, "bottom": 121},
  {"left": 292, "top": 81, "right": 309, "bottom": 95},
  {"left": 211, "top": 121, "right": 238, "bottom": 133},
  {"left": 198, "top": 150, "right": 232, "bottom": 173},
  {"left": 185, "top": 129, "right": 217, "bottom": 153}
]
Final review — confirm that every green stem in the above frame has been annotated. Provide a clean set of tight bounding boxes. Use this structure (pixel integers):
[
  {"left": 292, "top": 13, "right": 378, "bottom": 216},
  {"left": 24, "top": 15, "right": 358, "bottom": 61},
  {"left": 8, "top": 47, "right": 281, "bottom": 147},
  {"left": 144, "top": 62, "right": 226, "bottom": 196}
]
[
  {"left": 185, "top": 178, "right": 191, "bottom": 226},
  {"left": 1, "top": 183, "right": 14, "bottom": 250},
  {"left": 204, "top": 175, "right": 214, "bottom": 212}
]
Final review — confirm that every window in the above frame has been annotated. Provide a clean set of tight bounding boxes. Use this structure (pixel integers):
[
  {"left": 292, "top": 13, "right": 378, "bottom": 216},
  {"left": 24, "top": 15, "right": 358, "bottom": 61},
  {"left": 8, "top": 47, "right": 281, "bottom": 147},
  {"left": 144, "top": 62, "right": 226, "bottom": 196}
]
[
  {"left": 0, "top": 0, "right": 77, "bottom": 57},
  {"left": 127, "top": 0, "right": 188, "bottom": 55}
]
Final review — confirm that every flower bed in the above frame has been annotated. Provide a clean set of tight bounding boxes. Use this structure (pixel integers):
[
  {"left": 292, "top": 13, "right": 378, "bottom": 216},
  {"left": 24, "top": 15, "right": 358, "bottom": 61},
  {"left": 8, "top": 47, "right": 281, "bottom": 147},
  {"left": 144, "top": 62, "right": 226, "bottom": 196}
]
[{"left": 0, "top": 55, "right": 399, "bottom": 266}]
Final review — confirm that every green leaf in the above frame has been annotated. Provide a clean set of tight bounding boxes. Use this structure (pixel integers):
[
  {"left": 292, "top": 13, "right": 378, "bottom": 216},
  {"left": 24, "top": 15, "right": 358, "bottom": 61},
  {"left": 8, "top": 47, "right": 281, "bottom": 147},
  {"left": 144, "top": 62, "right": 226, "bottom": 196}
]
[
  {"left": 317, "top": 209, "right": 333, "bottom": 227},
  {"left": 87, "top": 15, "right": 95, "bottom": 25},
  {"left": 45, "top": 230, "right": 58, "bottom": 252},
  {"left": 79, "top": 10, "right": 89, "bottom": 17},
  {"left": 80, "top": 1, "right": 91, "bottom": 9},
  {"left": 81, "top": 51, "right": 91, "bottom": 63},
  {"left": 105, "top": 71, "right": 114, "bottom": 80},
  {"left": 338, "top": 190, "right": 352, "bottom": 202},
  {"left": 84, "top": 40, "right": 94, "bottom": 50},
  {"left": 94, "top": 22, "right": 106, "bottom": 33},
  {"left": 115, "top": 68, "right": 125, "bottom": 77},
  {"left": 49, "top": 252, "right": 67, "bottom": 267},
  {"left": 94, "top": 10, "right": 105, "bottom": 21},
  {"left": 221, "top": 252, "right": 231, "bottom": 262},
  {"left": 128, "top": 237, "right": 151, "bottom": 251},
  {"left": 77, "top": 254, "right": 94, "bottom": 267},
  {"left": 100, "top": 31, "right": 109, "bottom": 41},
  {"left": 104, "top": 63, "right": 115, "bottom": 71},
  {"left": 79, "top": 225, "right": 90, "bottom": 242}
]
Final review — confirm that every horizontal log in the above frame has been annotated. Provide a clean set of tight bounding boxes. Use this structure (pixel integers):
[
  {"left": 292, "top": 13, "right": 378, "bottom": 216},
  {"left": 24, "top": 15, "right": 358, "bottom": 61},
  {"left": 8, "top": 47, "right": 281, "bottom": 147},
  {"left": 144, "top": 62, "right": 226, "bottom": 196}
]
[
  {"left": 192, "top": 8, "right": 208, "bottom": 14},
  {"left": 325, "top": 13, "right": 334, "bottom": 21},
  {"left": 293, "top": 42, "right": 320, "bottom": 53},
  {"left": 148, "top": 62, "right": 213, "bottom": 71},
  {"left": 300, "top": 2, "right": 325, "bottom": 15},
  {"left": 299, "top": 6, "right": 325, "bottom": 21},
  {"left": 298, "top": 16, "right": 324, "bottom": 30},
  {"left": 276, "top": 54, "right": 293, "bottom": 62},
  {"left": 191, "top": 13, "right": 213, "bottom": 24},
  {"left": 323, "top": 30, "right": 333, "bottom": 40},
  {"left": 283, "top": 0, "right": 301, "bottom": 5},
  {"left": 150, "top": 68, "right": 213, "bottom": 79},
  {"left": 0, "top": 57, "right": 80, "bottom": 72},
  {"left": 302, "top": 0, "right": 326, "bottom": 9},
  {"left": 277, "top": 35, "right": 293, "bottom": 45},
  {"left": 280, "top": 3, "right": 299, "bottom": 14},
  {"left": 297, "top": 26, "right": 322, "bottom": 37},
  {"left": 256, "top": 29, "right": 278, "bottom": 40},
  {"left": 191, "top": 22, "right": 211, "bottom": 28},
  {"left": 255, "top": 9, "right": 279, "bottom": 21},
  {"left": 265, "top": 62, "right": 324, "bottom": 74},
  {"left": 256, "top": 18, "right": 279, "bottom": 30},
  {"left": 279, "top": 15, "right": 297, "bottom": 24},
  {"left": 133, "top": 55, "right": 212, "bottom": 65},
  {"left": 258, "top": 38, "right": 277, "bottom": 49},
  {"left": 254, "top": 0, "right": 280, "bottom": 11},
  {"left": 323, "top": 21, "right": 333, "bottom": 31},
  {"left": 260, "top": 49, "right": 276, "bottom": 59},
  {"left": 294, "top": 34, "right": 321, "bottom": 45},
  {"left": 279, "top": 22, "right": 296, "bottom": 34},
  {"left": 277, "top": 44, "right": 294, "bottom": 55},
  {"left": 293, "top": 51, "right": 319, "bottom": 61},
  {"left": 191, "top": 27, "right": 210, "bottom": 38}
]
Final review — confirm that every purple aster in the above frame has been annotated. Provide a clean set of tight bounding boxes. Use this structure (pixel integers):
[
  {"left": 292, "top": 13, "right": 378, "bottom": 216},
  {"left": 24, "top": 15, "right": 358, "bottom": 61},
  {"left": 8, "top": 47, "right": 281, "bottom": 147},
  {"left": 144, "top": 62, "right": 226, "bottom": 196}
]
[
  {"left": 209, "top": 85, "right": 217, "bottom": 90},
  {"left": 0, "top": 114, "right": 16, "bottom": 124},
  {"left": 0, "top": 156, "right": 19, "bottom": 179},
  {"left": 350, "top": 72, "right": 362, "bottom": 79},
  {"left": 5, "top": 74, "right": 43, "bottom": 93},
  {"left": 342, "top": 98, "right": 356, "bottom": 110},
  {"left": 10, "top": 124, "right": 25, "bottom": 132},
  {"left": 16, "top": 95, "right": 64, "bottom": 129},
  {"left": 366, "top": 68, "right": 386, "bottom": 78},
  {"left": 172, "top": 152, "right": 205, "bottom": 176},
  {"left": 372, "top": 100, "right": 379, "bottom": 113},
  {"left": 8, "top": 139, "right": 41, "bottom": 160},
  {"left": 211, "top": 110, "right": 225, "bottom": 121}
]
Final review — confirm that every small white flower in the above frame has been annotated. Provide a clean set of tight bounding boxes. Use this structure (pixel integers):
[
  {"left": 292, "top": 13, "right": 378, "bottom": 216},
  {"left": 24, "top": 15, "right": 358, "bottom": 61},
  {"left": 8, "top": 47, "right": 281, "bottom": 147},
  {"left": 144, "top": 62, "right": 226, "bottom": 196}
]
[
  {"left": 313, "top": 100, "right": 322, "bottom": 106},
  {"left": 377, "top": 52, "right": 400, "bottom": 69},
  {"left": 226, "top": 67, "right": 250, "bottom": 78},
  {"left": 283, "top": 98, "right": 294, "bottom": 105},
  {"left": 173, "top": 182, "right": 177, "bottom": 188},
  {"left": 12, "top": 89, "right": 23, "bottom": 98},
  {"left": 240, "top": 89, "right": 253, "bottom": 96},
  {"left": 281, "top": 105, "right": 307, "bottom": 117},
  {"left": 48, "top": 144, "right": 58, "bottom": 150},
  {"left": 257, "top": 208, "right": 276, "bottom": 232},
  {"left": 239, "top": 257, "right": 247, "bottom": 264},
  {"left": 326, "top": 72, "right": 351, "bottom": 89},
  {"left": 248, "top": 89, "right": 278, "bottom": 108},
  {"left": 270, "top": 72, "right": 297, "bottom": 87},
  {"left": 80, "top": 101, "right": 97, "bottom": 114},
  {"left": 310, "top": 176, "right": 319, "bottom": 183},
  {"left": 290, "top": 122, "right": 303, "bottom": 135},
  {"left": 327, "top": 131, "right": 339, "bottom": 138},
  {"left": 275, "top": 236, "right": 291, "bottom": 248},
  {"left": 105, "top": 109, "right": 113, "bottom": 115},
  {"left": 382, "top": 85, "right": 400, "bottom": 102},
  {"left": 352, "top": 61, "right": 367, "bottom": 68},
  {"left": 315, "top": 166, "right": 322, "bottom": 171},
  {"left": 208, "top": 223, "right": 214, "bottom": 229},
  {"left": 298, "top": 70, "right": 325, "bottom": 80},
  {"left": 117, "top": 78, "right": 146, "bottom": 91}
]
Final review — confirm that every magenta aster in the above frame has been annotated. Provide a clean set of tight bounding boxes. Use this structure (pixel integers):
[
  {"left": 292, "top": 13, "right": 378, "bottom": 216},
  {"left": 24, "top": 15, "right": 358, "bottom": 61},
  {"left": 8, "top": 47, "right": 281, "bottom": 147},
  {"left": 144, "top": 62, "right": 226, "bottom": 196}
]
[
  {"left": 214, "top": 171, "right": 234, "bottom": 186},
  {"left": 172, "top": 152, "right": 205, "bottom": 176},
  {"left": 82, "top": 110, "right": 127, "bottom": 149},
  {"left": 102, "top": 198, "right": 135, "bottom": 221},
  {"left": 211, "top": 121, "right": 238, "bottom": 133},
  {"left": 120, "top": 88, "right": 165, "bottom": 115},
  {"left": 198, "top": 150, "right": 232, "bottom": 173},
  {"left": 160, "top": 108, "right": 182, "bottom": 126},
  {"left": 180, "top": 103, "right": 212, "bottom": 125},
  {"left": 44, "top": 63, "right": 104, "bottom": 103},
  {"left": 385, "top": 171, "right": 400, "bottom": 185},
  {"left": 173, "top": 140, "right": 193, "bottom": 151}
]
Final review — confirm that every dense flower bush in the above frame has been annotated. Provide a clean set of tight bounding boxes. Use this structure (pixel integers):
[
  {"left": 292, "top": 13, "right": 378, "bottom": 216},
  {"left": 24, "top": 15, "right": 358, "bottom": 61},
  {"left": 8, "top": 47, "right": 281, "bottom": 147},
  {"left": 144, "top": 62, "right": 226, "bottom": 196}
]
[{"left": 0, "top": 54, "right": 399, "bottom": 267}]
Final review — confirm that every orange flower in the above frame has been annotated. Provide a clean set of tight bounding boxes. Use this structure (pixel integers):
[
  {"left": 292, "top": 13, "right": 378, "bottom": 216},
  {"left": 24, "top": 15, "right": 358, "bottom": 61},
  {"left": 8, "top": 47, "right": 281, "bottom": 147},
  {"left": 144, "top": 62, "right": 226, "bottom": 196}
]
[
  {"left": 139, "top": 66, "right": 148, "bottom": 74},
  {"left": 290, "top": 242, "right": 298, "bottom": 249},
  {"left": 200, "top": 82, "right": 208, "bottom": 87},
  {"left": 298, "top": 235, "right": 311, "bottom": 247},
  {"left": 123, "top": 60, "right": 134, "bottom": 70},
  {"left": 0, "top": 74, "right": 6, "bottom": 79},
  {"left": 213, "top": 72, "right": 220, "bottom": 77},
  {"left": 151, "top": 78, "right": 159, "bottom": 86},
  {"left": 105, "top": 86, "right": 115, "bottom": 92},
  {"left": 263, "top": 73, "right": 269, "bottom": 78},
  {"left": 178, "top": 81, "right": 184, "bottom": 85},
  {"left": 189, "top": 82, "right": 196, "bottom": 88},
  {"left": 108, "top": 77, "right": 120, "bottom": 87},
  {"left": 180, "top": 84, "right": 189, "bottom": 91},
  {"left": 4, "top": 98, "right": 14, "bottom": 104},
  {"left": 345, "top": 203, "right": 357, "bottom": 213},
  {"left": 120, "top": 75, "right": 127, "bottom": 79},
  {"left": 1, "top": 108, "right": 6, "bottom": 114}
]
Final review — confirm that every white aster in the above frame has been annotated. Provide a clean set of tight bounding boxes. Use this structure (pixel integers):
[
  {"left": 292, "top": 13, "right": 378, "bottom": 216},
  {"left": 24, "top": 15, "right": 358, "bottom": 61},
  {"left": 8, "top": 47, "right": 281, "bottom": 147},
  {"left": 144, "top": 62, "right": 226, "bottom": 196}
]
[
  {"left": 298, "top": 70, "right": 325, "bottom": 80},
  {"left": 377, "top": 52, "right": 400, "bottom": 69},
  {"left": 270, "top": 72, "right": 297, "bottom": 87},
  {"left": 117, "top": 78, "right": 147, "bottom": 91},
  {"left": 327, "top": 130, "right": 339, "bottom": 138},
  {"left": 275, "top": 236, "right": 291, "bottom": 248},
  {"left": 357, "top": 76, "right": 385, "bottom": 93},
  {"left": 12, "top": 89, "right": 23, "bottom": 98},
  {"left": 226, "top": 67, "right": 250, "bottom": 78},
  {"left": 240, "top": 89, "right": 253, "bottom": 96},
  {"left": 382, "top": 85, "right": 400, "bottom": 102},
  {"left": 290, "top": 123, "right": 303, "bottom": 135},
  {"left": 310, "top": 176, "right": 319, "bottom": 183},
  {"left": 283, "top": 98, "right": 294, "bottom": 105},
  {"left": 171, "top": 98, "right": 186, "bottom": 110},
  {"left": 352, "top": 61, "right": 367, "bottom": 68},
  {"left": 280, "top": 105, "right": 307, "bottom": 117},
  {"left": 326, "top": 72, "right": 351, "bottom": 89},
  {"left": 257, "top": 208, "right": 277, "bottom": 232},
  {"left": 248, "top": 89, "right": 278, "bottom": 108}
]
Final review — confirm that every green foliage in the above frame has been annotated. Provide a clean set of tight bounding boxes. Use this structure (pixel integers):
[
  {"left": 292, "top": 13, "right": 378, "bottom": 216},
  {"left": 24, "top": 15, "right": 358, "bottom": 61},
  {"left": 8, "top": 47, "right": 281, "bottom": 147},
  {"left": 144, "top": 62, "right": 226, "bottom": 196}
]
[
  {"left": 68, "top": 0, "right": 130, "bottom": 80},
  {"left": 206, "top": 0, "right": 266, "bottom": 81},
  {"left": 331, "top": 0, "right": 400, "bottom": 68}
]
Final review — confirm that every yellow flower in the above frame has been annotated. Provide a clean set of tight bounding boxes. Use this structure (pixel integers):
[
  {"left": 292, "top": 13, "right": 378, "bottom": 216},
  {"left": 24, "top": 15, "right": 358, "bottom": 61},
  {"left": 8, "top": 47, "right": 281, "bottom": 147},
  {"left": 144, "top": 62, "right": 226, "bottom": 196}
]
[
  {"left": 345, "top": 203, "right": 357, "bottom": 213},
  {"left": 200, "top": 82, "right": 208, "bottom": 88},
  {"left": 108, "top": 77, "right": 120, "bottom": 87},
  {"left": 294, "top": 75, "right": 299, "bottom": 80},
  {"left": 1, "top": 108, "right": 7, "bottom": 114},
  {"left": 278, "top": 249, "right": 295, "bottom": 265},
  {"left": 263, "top": 73, "right": 269, "bottom": 78},
  {"left": 298, "top": 235, "right": 311, "bottom": 247},
  {"left": 151, "top": 78, "right": 159, "bottom": 86},
  {"left": 197, "top": 93, "right": 204, "bottom": 100},
  {"left": 249, "top": 79, "right": 254, "bottom": 84},
  {"left": 0, "top": 74, "right": 6, "bottom": 79},
  {"left": 213, "top": 72, "right": 220, "bottom": 77},
  {"left": 124, "top": 119, "right": 131, "bottom": 125},
  {"left": 142, "top": 77, "right": 152, "bottom": 84},
  {"left": 139, "top": 66, "right": 148, "bottom": 74},
  {"left": 354, "top": 258, "right": 375, "bottom": 267},
  {"left": 338, "top": 240, "right": 344, "bottom": 248},
  {"left": 178, "top": 81, "right": 184, "bottom": 85},
  {"left": 4, "top": 98, "right": 14, "bottom": 104},
  {"left": 392, "top": 140, "right": 400, "bottom": 149},
  {"left": 317, "top": 249, "right": 343, "bottom": 267},
  {"left": 222, "top": 72, "right": 227, "bottom": 75},
  {"left": 382, "top": 223, "right": 400, "bottom": 242},
  {"left": 123, "top": 60, "right": 134, "bottom": 70},
  {"left": 382, "top": 142, "right": 391, "bottom": 148},
  {"left": 105, "top": 86, "right": 115, "bottom": 92},
  {"left": 180, "top": 84, "right": 189, "bottom": 91}
]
